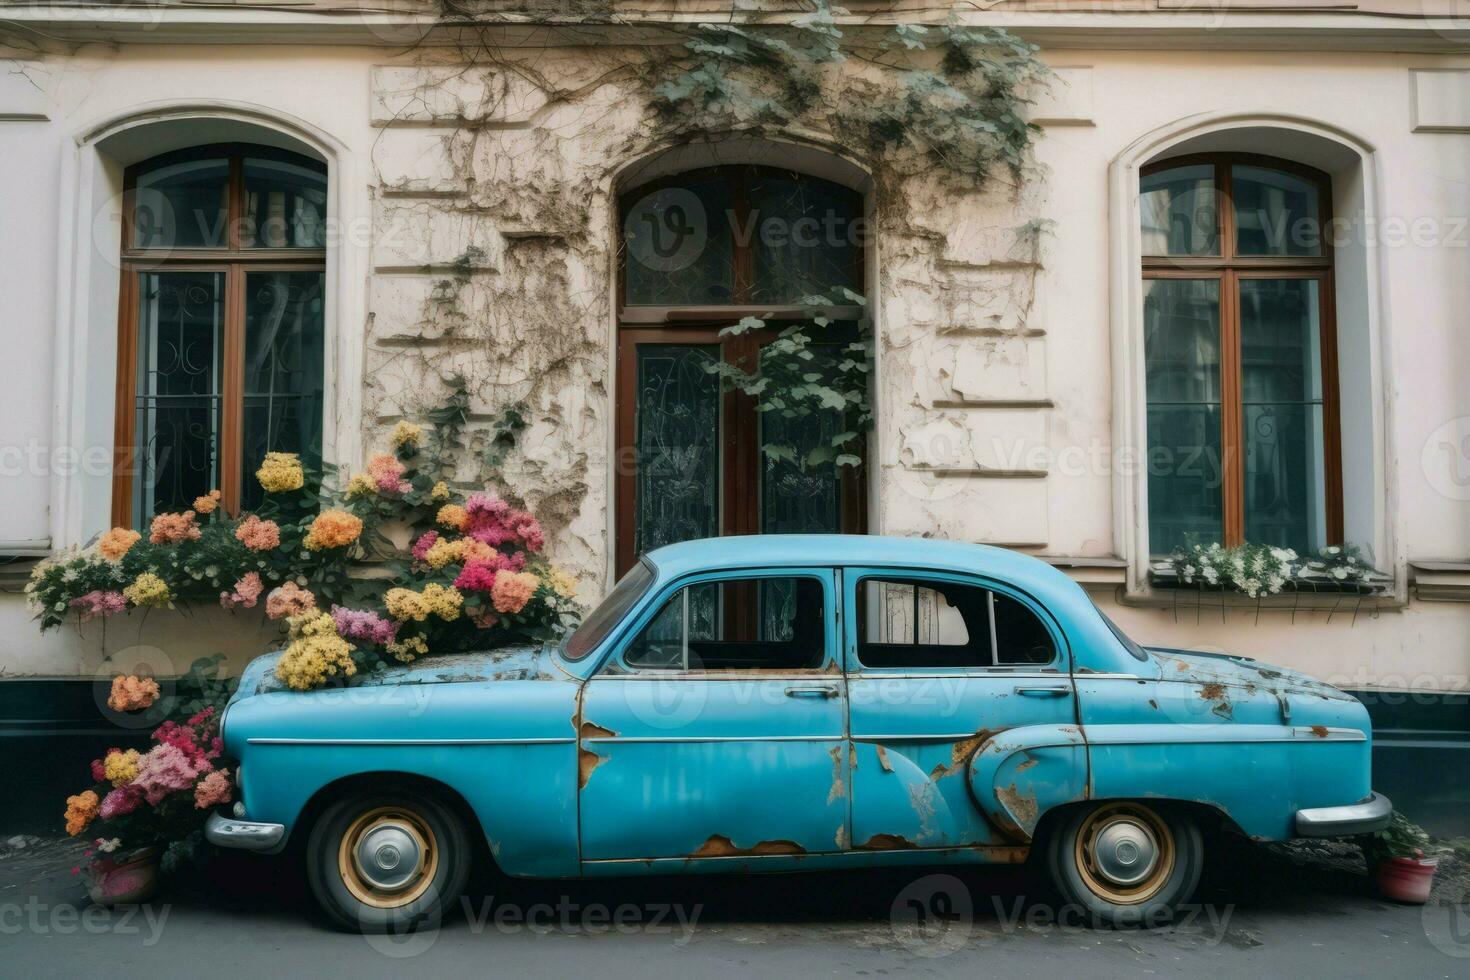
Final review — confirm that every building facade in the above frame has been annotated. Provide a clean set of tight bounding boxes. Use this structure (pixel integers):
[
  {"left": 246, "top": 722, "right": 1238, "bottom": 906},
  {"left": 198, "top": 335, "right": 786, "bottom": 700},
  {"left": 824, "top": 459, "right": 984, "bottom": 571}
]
[{"left": 1, "top": 2, "right": 1467, "bottom": 828}]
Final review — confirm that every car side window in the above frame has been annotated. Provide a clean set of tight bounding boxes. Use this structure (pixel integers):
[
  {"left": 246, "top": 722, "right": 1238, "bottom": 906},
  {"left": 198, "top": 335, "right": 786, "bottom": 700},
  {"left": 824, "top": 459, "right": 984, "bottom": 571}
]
[
  {"left": 622, "top": 576, "right": 826, "bottom": 671},
  {"left": 855, "top": 578, "right": 1055, "bottom": 669}
]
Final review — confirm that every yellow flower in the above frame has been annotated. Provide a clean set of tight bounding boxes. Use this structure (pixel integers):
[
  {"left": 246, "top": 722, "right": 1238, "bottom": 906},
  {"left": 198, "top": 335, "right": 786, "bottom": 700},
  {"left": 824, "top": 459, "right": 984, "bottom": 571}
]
[
  {"left": 193, "top": 489, "right": 222, "bottom": 514},
  {"left": 123, "top": 572, "right": 172, "bottom": 608},
  {"left": 274, "top": 612, "right": 357, "bottom": 691},
  {"left": 384, "top": 584, "right": 462, "bottom": 623},
  {"left": 256, "top": 452, "right": 305, "bottom": 493},
  {"left": 344, "top": 473, "right": 375, "bottom": 499},
  {"left": 548, "top": 566, "right": 578, "bottom": 599},
  {"left": 65, "top": 790, "right": 99, "bottom": 837},
  {"left": 430, "top": 481, "right": 450, "bottom": 503},
  {"left": 423, "top": 537, "right": 466, "bottom": 570},
  {"left": 304, "top": 510, "right": 363, "bottom": 551},
  {"left": 103, "top": 749, "right": 141, "bottom": 787},
  {"left": 436, "top": 504, "right": 468, "bottom": 531},
  {"left": 98, "top": 527, "right": 141, "bottom": 562},
  {"left": 390, "top": 421, "right": 423, "bottom": 453},
  {"left": 387, "top": 635, "right": 429, "bottom": 663}
]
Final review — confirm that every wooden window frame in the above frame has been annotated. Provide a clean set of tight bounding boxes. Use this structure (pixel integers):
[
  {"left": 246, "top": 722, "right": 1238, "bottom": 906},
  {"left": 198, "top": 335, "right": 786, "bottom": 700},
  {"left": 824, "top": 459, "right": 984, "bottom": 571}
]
[
  {"left": 614, "top": 166, "right": 868, "bottom": 577},
  {"left": 1141, "top": 152, "right": 1343, "bottom": 549},
  {"left": 112, "top": 144, "right": 326, "bottom": 526}
]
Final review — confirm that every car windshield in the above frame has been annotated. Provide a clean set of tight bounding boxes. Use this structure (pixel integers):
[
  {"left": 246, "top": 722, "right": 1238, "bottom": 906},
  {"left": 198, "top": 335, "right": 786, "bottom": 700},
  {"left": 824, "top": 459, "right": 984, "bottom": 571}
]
[
  {"left": 1091, "top": 599, "right": 1148, "bottom": 662},
  {"left": 561, "top": 559, "right": 656, "bottom": 661}
]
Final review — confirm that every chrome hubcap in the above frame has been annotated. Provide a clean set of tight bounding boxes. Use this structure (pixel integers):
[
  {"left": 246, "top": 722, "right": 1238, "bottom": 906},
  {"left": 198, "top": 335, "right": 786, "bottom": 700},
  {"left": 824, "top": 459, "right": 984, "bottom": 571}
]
[
  {"left": 354, "top": 822, "right": 422, "bottom": 892},
  {"left": 1091, "top": 817, "right": 1159, "bottom": 886}
]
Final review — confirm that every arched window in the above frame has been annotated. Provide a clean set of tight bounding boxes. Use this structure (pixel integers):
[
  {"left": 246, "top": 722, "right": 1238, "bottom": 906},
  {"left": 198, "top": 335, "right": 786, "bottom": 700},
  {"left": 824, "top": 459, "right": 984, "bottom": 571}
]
[
  {"left": 114, "top": 143, "right": 327, "bottom": 526},
  {"left": 1140, "top": 153, "right": 1341, "bottom": 555},
  {"left": 615, "top": 164, "right": 867, "bottom": 578}
]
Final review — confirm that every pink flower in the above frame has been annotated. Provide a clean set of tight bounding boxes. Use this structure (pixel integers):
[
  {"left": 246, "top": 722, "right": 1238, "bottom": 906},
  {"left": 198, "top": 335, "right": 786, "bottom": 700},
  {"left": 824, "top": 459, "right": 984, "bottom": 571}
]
[
  {"left": 454, "top": 551, "right": 526, "bottom": 593},
  {"left": 194, "top": 769, "right": 232, "bottom": 809},
  {"left": 467, "top": 606, "right": 499, "bottom": 630},
  {"left": 411, "top": 530, "right": 439, "bottom": 562},
  {"left": 367, "top": 453, "right": 411, "bottom": 495},
  {"left": 462, "top": 493, "right": 544, "bottom": 553},
  {"left": 70, "top": 590, "right": 127, "bottom": 622},
  {"left": 99, "top": 784, "right": 143, "bottom": 820},
  {"left": 220, "top": 572, "right": 264, "bottom": 610},
  {"left": 132, "top": 743, "right": 204, "bottom": 806},
  {"left": 330, "top": 606, "right": 397, "bottom": 646},
  {"left": 235, "top": 514, "right": 281, "bottom": 551}
]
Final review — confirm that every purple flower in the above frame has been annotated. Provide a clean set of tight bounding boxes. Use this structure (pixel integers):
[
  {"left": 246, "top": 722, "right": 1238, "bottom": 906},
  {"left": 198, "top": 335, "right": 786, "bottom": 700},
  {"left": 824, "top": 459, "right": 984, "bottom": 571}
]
[{"left": 330, "top": 606, "right": 397, "bottom": 646}]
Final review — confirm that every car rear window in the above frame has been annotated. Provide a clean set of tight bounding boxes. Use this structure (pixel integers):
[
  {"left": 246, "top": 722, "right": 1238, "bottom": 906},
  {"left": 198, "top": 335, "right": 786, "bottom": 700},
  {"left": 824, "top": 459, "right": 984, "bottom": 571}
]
[{"left": 562, "top": 560, "right": 655, "bottom": 660}]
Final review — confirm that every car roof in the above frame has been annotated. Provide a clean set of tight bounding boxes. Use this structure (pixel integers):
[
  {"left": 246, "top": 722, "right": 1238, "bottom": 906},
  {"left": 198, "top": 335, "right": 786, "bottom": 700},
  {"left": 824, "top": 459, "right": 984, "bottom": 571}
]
[{"left": 643, "top": 534, "right": 1076, "bottom": 597}]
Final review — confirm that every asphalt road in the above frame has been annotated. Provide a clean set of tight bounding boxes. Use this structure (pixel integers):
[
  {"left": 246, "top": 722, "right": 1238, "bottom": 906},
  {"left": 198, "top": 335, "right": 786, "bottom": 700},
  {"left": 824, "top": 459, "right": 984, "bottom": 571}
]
[{"left": 1, "top": 835, "right": 1466, "bottom": 979}]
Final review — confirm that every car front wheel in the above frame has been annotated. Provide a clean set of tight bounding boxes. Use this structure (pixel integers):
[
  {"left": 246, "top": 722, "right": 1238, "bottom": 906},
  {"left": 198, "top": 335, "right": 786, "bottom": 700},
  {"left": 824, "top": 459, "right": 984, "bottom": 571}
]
[
  {"left": 1042, "top": 801, "right": 1203, "bottom": 928},
  {"left": 306, "top": 788, "right": 471, "bottom": 933}
]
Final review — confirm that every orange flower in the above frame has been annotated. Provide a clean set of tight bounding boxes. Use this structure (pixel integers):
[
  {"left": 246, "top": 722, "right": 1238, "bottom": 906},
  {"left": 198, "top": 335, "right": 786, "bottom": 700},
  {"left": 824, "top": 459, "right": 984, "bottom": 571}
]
[
  {"left": 193, "top": 489, "right": 222, "bottom": 514},
  {"left": 149, "top": 510, "right": 201, "bottom": 544},
  {"left": 491, "top": 571, "right": 540, "bottom": 615},
  {"left": 64, "top": 790, "right": 99, "bottom": 837},
  {"left": 107, "top": 675, "right": 160, "bottom": 712},
  {"left": 97, "top": 527, "right": 141, "bottom": 561},
  {"left": 436, "top": 504, "right": 468, "bottom": 531},
  {"left": 304, "top": 510, "right": 363, "bottom": 551}
]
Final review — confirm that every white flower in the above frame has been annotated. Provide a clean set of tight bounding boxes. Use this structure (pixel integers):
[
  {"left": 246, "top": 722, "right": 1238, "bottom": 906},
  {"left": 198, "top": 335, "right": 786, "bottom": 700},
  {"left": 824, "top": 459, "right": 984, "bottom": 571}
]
[
  {"left": 96, "top": 837, "right": 120, "bottom": 854},
  {"left": 1325, "top": 546, "right": 1341, "bottom": 555},
  {"left": 1332, "top": 567, "right": 1348, "bottom": 580},
  {"left": 61, "top": 568, "right": 78, "bottom": 583},
  {"left": 204, "top": 565, "right": 219, "bottom": 578}
]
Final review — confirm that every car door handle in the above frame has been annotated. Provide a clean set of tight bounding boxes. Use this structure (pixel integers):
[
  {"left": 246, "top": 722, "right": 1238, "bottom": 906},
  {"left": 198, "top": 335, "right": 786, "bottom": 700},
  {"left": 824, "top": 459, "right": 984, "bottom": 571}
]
[
  {"left": 785, "top": 685, "right": 839, "bottom": 699},
  {"left": 1015, "top": 685, "right": 1071, "bottom": 698}
]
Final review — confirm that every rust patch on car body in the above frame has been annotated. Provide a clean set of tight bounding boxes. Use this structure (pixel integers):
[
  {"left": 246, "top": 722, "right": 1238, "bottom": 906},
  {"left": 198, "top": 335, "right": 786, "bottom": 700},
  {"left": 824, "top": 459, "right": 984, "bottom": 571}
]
[
  {"left": 579, "top": 720, "right": 616, "bottom": 740},
  {"left": 690, "top": 835, "right": 806, "bottom": 857},
  {"left": 828, "top": 745, "right": 847, "bottom": 803},
  {"left": 1198, "top": 682, "right": 1233, "bottom": 718},
  {"left": 996, "top": 782, "right": 1038, "bottom": 832},
  {"left": 577, "top": 746, "right": 607, "bottom": 789},
  {"left": 856, "top": 833, "right": 919, "bottom": 850},
  {"left": 875, "top": 745, "right": 893, "bottom": 773},
  {"left": 930, "top": 727, "right": 1003, "bottom": 780},
  {"left": 1014, "top": 757, "right": 1038, "bottom": 773},
  {"left": 1148, "top": 698, "right": 1159, "bottom": 709},
  {"left": 1309, "top": 725, "right": 1330, "bottom": 737}
]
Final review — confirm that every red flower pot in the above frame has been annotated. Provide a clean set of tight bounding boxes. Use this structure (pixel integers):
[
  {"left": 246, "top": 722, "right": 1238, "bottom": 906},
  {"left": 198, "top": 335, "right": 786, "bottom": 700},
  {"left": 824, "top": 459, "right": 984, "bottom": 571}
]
[
  {"left": 87, "top": 848, "right": 160, "bottom": 906},
  {"left": 1375, "top": 856, "right": 1437, "bottom": 904}
]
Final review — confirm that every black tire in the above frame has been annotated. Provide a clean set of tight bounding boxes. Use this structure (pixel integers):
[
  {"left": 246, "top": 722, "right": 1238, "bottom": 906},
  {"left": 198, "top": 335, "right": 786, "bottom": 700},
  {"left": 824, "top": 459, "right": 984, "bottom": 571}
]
[
  {"left": 1043, "top": 800, "right": 1203, "bottom": 928},
  {"left": 305, "top": 786, "right": 471, "bottom": 933}
]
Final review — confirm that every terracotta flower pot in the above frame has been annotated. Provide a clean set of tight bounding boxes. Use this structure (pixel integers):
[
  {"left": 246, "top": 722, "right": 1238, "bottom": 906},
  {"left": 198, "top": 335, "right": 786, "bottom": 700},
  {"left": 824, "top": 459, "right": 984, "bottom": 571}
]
[
  {"left": 1375, "top": 855, "right": 1437, "bottom": 904},
  {"left": 87, "top": 848, "right": 160, "bottom": 906}
]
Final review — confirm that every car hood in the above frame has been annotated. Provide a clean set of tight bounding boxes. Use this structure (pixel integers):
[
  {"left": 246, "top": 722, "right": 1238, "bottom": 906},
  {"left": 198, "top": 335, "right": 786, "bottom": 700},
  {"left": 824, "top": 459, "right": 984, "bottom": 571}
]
[
  {"left": 1144, "top": 647, "right": 1355, "bottom": 702},
  {"left": 230, "top": 644, "right": 569, "bottom": 702}
]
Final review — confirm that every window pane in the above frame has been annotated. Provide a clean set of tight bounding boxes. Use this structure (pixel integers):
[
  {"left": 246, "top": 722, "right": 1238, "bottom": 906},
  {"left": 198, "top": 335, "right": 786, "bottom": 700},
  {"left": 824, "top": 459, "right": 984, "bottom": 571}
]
[
  {"left": 633, "top": 345, "right": 721, "bottom": 556},
  {"left": 563, "top": 560, "right": 654, "bottom": 660},
  {"left": 622, "top": 176, "right": 733, "bottom": 305},
  {"left": 857, "top": 579, "right": 990, "bottom": 669},
  {"left": 1233, "top": 165, "right": 1322, "bottom": 257},
  {"left": 759, "top": 338, "right": 848, "bottom": 538},
  {"left": 624, "top": 577, "right": 825, "bottom": 670},
  {"left": 133, "top": 157, "right": 230, "bottom": 249},
  {"left": 1240, "top": 278, "right": 1327, "bottom": 552},
  {"left": 241, "top": 272, "right": 325, "bottom": 511},
  {"left": 992, "top": 593, "right": 1054, "bottom": 666},
  {"left": 1140, "top": 165, "right": 1218, "bottom": 257},
  {"left": 242, "top": 156, "right": 328, "bottom": 248},
  {"left": 746, "top": 171, "right": 862, "bottom": 304},
  {"left": 132, "top": 271, "right": 224, "bottom": 526},
  {"left": 1144, "top": 278, "right": 1223, "bottom": 554}
]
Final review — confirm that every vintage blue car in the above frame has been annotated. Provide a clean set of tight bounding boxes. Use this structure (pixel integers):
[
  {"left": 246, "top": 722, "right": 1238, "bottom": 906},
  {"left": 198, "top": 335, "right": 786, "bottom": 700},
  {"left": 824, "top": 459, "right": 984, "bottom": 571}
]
[{"left": 210, "top": 535, "right": 1389, "bottom": 931}]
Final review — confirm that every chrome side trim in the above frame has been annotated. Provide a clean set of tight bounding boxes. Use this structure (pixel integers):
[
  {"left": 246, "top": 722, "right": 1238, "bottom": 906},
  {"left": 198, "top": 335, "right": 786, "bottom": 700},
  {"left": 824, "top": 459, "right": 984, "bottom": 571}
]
[
  {"left": 852, "top": 733, "right": 985, "bottom": 743},
  {"left": 1290, "top": 726, "right": 1367, "bottom": 741},
  {"left": 1295, "top": 791, "right": 1392, "bottom": 837},
  {"left": 582, "top": 735, "right": 843, "bottom": 744},
  {"left": 204, "top": 811, "right": 285, "bottom": 852},
  {"left": 245, "top": 737, "right": 577, "bottom": 746},
  {"left": 584, "top": 844, "right": 1030, "bottom": 865}
]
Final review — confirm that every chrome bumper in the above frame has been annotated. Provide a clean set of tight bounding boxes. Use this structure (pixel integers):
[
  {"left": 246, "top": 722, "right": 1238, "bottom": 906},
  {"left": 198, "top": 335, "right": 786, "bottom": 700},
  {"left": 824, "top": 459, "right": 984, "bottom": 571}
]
[
  {"left": 1295, "top": 791, "right": 1392, "bottom": 837},
  {"left": 205, "top": 810, "right": 286, "bottom": 852}
]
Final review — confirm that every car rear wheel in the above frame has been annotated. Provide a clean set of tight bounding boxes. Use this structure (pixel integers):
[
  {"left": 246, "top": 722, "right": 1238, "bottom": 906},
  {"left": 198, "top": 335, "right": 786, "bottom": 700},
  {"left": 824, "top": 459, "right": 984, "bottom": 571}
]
[
  {"left": 306, "top": 787, "right": 470, "bottom": 933},
  {"left": 1043, "top": 801, "right": 1203, "bottom": 928}
]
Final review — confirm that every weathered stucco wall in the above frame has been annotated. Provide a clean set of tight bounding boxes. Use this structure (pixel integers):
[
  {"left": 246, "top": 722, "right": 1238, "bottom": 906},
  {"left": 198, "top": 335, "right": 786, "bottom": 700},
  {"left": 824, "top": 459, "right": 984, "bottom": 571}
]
[{"left": 0, "top": 40, "right": 1467, "bottom": 689}]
